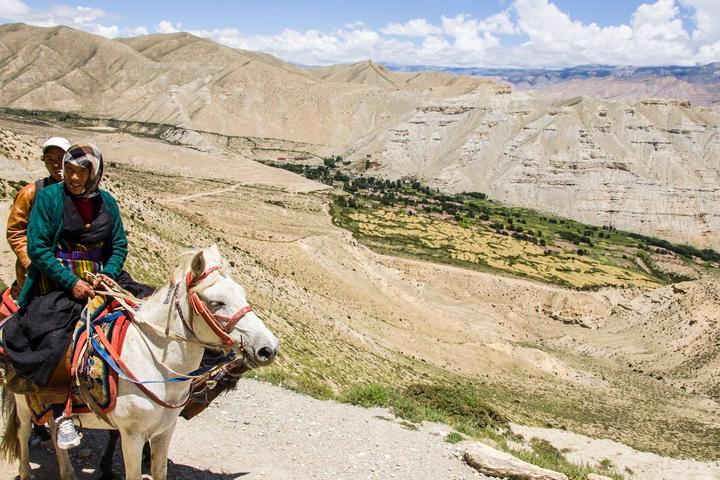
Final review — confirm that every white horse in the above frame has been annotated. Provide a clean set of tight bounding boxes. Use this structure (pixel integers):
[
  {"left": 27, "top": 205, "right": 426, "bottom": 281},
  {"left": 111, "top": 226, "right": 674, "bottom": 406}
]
[{"left": 1, "top": 245, "right": 279, "bottom": 480}]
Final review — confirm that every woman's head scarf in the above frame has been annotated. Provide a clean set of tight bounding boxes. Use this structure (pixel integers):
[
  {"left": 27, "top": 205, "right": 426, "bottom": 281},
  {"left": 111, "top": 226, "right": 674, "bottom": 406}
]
[{"left": 62, "top": 143, "right": 104, "bottom": 197}]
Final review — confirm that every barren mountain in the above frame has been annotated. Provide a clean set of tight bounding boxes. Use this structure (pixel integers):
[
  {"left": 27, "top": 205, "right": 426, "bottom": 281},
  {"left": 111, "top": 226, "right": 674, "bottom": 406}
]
[
  {"left": 348, "top": 89, "right": 720, "bottom": 249},
  {"left": 530, "top": 76, "right": 720, "bottom": 109},
  {"left": 0, "top": 24, "right": 482, "bottom": 146},
  {"left": 1, "top": 23, "right": 719, "bottom": 250}
]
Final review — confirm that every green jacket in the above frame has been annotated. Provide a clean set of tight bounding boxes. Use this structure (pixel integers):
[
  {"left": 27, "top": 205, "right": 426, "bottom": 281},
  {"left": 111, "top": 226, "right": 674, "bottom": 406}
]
[{"left": 17, "top": 183, "right": 128, "bottom": 308}]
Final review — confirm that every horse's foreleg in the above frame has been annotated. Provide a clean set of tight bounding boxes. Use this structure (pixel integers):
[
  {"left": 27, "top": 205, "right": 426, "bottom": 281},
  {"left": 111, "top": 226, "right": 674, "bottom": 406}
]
[
  {"left": 149, "top": 422, "right": 176, "bottom": 480},
  {"left": 14, "top": 395, "right": 33, "bottom": 480},
  {"left": 98, "top": 430, "right": 121, "bottom": 480},
  {"left": 119, "top": 431, "right": 146, "bottom": 480},
  {"left": 48, "top": 418, "right": 78, "bottom": 480}
]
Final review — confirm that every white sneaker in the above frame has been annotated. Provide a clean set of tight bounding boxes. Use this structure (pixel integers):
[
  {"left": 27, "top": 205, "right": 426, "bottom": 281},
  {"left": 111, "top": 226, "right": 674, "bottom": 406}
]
[{"left": 55, "top": 416, "right": 81, "bottom": 450}]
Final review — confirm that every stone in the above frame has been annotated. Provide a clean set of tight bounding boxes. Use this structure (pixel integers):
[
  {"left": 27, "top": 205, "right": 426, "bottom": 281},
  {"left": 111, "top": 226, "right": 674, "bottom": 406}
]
[
  {"left": 463, "top": 442, "right": 569, "bottom": 480},
  {"left": 587, "top": 474, "right": 614, "bottom": 480}
]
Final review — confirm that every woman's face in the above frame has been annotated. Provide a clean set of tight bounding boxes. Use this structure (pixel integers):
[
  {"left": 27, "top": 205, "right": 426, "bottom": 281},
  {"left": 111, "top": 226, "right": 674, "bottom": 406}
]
[{"left": 64, "top": 163, "right": 91, "bottom": 195}]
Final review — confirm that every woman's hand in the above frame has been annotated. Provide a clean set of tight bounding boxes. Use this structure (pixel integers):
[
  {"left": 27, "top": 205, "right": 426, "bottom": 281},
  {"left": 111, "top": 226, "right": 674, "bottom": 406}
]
[
  {"left": 72, "top": 279, "right": 95, "bottom": 301},
  {"left": 92, "top": 274, "right": 109, "bottom": 289}
]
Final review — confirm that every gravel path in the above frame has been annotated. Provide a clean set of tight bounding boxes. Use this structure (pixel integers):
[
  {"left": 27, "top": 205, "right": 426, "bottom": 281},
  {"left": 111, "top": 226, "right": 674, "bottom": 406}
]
[{"left": 0, "top": 379, "right": 486, "bottom": 479}]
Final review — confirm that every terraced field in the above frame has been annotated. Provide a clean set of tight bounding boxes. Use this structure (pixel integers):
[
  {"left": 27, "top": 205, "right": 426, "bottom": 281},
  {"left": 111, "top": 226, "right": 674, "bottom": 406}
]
[
  {"left": 326, "top": 179, "right": 717, "bottom": 290},
  {"left": 341, "top": 208, "right": 662, "bottom": 289}
]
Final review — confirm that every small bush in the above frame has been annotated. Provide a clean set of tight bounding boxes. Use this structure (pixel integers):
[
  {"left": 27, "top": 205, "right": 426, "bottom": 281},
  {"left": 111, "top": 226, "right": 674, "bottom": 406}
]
[
  {"left": 445, "top": 432, "right": 463, "bottom": 444},
  {"left": 340, "top": 383, "right": 391, "bottom": 407}
]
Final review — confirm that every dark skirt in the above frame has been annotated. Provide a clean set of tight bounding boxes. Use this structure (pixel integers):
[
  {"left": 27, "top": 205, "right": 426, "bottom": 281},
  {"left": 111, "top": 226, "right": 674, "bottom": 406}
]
[
  {"left": 3, "top": 271, "right": 153, "bottom": 387},
  {"left": 3, "top": 290, "right": 82, "bottom": 387}
]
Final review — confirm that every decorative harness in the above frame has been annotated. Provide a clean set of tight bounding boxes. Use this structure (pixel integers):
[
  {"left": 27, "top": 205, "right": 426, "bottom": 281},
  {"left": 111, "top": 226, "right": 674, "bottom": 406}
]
[
  {"left": 184, "top": 266, "right": 253, "bottom": 347},
  {"left": 76, "top": 265, "right": 253, "bottom": 411}
]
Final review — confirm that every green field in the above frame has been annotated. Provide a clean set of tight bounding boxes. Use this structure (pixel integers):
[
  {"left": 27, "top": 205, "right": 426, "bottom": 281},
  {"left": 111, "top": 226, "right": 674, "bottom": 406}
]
[{"left": 267, "top": 160, "right": 717, "bottom": 289}]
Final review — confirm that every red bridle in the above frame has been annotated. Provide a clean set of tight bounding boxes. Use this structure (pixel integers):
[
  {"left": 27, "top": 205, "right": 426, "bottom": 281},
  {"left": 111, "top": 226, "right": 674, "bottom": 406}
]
[{"left": 185, "top": 266, "right": 253, "bottom": 346}]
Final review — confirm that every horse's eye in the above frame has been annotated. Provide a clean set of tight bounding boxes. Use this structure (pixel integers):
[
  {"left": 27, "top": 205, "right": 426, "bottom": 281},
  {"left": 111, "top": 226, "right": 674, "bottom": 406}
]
[{"left": 208, "top": 300, "right": 225, "bottom": 311}]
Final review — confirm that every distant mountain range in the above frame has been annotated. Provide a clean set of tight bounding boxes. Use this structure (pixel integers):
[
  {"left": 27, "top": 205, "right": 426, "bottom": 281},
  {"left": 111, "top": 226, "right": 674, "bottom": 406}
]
[
  {"left": 384, "top": 63, "right": 720, "bottom": 107},
  {"left": 384, "top": 63, "right": 720, "bottom": 87}
]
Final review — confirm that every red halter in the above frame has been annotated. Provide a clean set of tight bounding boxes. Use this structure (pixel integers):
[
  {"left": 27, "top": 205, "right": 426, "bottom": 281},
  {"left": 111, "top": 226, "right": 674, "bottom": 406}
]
[{"left": 185, "top": 266, "right": 252, "bottom": 346}]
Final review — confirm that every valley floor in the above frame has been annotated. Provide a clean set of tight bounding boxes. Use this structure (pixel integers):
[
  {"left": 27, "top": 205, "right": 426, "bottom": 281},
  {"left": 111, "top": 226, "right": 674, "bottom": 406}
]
[{"left": 0, "top": 117, "right": 718, "bottom": 479}]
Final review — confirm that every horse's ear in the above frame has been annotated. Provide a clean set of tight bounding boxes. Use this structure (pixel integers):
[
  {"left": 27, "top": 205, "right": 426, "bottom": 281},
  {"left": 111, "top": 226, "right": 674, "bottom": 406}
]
[{"left": 190, "top": 250, "right": 206, "bottom": 280}]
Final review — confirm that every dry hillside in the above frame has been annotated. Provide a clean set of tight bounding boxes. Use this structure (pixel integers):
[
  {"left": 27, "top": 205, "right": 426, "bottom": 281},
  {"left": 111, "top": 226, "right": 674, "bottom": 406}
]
[
  {"left": 348, "top": 91, "right": 720, "bottom": 249},
  {"left": 0, "top": 24, "right": 483, "bottom": 146},
  {"left": 1, "top": 24, "right": 719, "bottom": 251},
  {"left": 0, "top": 118, "right": 717, "bottom": 466}
]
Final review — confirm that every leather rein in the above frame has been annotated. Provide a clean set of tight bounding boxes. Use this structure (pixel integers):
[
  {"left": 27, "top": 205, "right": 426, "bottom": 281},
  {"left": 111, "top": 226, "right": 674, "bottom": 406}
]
[{"left": 82, "top": 265, "right": 253, "bottom": 410}]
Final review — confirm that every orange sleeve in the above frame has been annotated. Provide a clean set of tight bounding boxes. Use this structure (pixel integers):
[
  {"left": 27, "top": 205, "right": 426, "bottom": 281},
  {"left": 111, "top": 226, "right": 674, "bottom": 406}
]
[{"left": 6, "top": 183, "right": 35, "bottom": 269}]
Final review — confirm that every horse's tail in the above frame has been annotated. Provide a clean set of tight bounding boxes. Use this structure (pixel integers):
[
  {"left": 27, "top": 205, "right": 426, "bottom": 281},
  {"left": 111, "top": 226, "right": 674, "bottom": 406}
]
[{"left": 0, "top": 388, "right": 20, "bottom": 462}]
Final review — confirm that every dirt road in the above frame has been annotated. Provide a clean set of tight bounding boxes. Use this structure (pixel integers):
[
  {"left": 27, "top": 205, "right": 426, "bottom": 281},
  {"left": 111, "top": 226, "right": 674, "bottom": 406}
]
[{"left": 0, "top": 379, "right": 485, "bottom": 479}]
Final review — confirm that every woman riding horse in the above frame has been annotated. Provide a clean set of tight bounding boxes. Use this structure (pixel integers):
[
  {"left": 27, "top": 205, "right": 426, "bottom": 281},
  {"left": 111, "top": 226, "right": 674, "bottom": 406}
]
[{"left": 3, "top": 143, "right": 136, "bottom": 450}]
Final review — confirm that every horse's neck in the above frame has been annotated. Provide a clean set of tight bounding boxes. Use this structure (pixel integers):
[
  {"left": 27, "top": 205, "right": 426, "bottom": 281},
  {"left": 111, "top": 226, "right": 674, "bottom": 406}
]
[{"left": 123, "top": 282, "right": 205, "bottom": 380}]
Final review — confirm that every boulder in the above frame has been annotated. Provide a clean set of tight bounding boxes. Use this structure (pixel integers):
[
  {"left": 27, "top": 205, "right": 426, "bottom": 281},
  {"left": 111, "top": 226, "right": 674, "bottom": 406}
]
[
  {"left": 587, "top": 474, "right": 614, "bottom": 480},
  {"left": 463, "top": 442, "right": 569, "bottom": 480}
]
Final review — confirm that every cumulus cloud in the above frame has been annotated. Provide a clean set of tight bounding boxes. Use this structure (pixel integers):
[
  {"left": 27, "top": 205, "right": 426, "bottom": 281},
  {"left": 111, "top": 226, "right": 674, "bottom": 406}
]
[
  {"left": 187, "top": 0, "right": 715, "bottom": 67},
  {"left": 681, "top": 0, "right": 720, "bottom": 43},
  {"left": 129, "top": 25, "right": 148, "bottom": 36},
  {"left": 381, "top": 18, "right": 442, "bottom": 37},
  {"left": 156, "top": 20, "right": 181, "bottom": 34},
  {"left": 3, "top": 0, "right": 720, "bottom": 67}
]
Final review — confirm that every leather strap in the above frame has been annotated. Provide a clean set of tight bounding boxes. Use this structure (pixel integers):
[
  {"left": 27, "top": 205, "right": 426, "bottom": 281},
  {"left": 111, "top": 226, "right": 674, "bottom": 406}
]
[{"left": 92, "top": 324, "right": 190, "bottom": 409}]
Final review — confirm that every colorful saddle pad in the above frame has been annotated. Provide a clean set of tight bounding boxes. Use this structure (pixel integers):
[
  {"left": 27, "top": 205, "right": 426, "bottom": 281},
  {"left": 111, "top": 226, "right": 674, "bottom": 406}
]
[{"left": 4, "top": 294, "right": 133, "bottom": 424}]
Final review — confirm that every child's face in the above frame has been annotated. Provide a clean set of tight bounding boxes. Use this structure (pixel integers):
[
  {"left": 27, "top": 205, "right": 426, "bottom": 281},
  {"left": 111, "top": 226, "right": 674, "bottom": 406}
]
[{"left": 43, "top": 147, "right": 66, "bottom": 183}]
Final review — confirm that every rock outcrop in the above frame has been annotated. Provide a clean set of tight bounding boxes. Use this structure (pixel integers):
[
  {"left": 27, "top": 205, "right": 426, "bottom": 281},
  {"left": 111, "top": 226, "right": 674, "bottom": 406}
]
[
  {"left": 463, "top": 442, "right": 568, "bottom": 480},
  {"left": 350, "top": 90, "right": 720, "bottom": 249}
]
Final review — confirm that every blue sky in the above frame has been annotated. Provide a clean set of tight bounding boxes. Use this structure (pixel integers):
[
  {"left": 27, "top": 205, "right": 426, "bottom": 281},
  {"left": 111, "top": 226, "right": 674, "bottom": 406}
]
[{"left": 1, "top": 0, "right": 719, "bottom": 67}]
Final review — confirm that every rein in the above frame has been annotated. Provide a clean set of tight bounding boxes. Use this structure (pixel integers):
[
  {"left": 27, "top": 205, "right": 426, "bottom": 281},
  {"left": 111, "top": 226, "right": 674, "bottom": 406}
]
[{"left": 76, "top": 266, "right": 252, "bottom": 410}]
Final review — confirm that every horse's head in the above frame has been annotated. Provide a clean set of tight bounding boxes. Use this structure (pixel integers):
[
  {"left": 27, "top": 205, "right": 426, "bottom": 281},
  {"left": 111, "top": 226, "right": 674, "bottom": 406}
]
[{"left": 179, "top": 245, "right": 279, "bottom": 367}]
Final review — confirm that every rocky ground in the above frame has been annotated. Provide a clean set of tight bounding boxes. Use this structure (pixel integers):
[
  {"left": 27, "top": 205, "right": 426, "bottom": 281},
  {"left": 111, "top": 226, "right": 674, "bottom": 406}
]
[
  {"left": 2, "top": 380, "right": 720, "bottom": 480},
  {"left": 0, "top": 380, "right": 486, "bottom": 479}
]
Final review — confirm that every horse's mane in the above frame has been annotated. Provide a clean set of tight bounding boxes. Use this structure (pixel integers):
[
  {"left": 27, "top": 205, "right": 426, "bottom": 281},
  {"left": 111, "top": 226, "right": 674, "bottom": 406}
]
[{"left": 170, "top": 246, "right": 230, "bottom": 284}]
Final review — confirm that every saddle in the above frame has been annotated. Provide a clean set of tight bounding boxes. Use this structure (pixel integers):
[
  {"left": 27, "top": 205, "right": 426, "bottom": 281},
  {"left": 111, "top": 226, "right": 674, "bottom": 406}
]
[
  {"left": 0, "top": 291, "right": 132, "bottom": 424},
  {"left": 0, "top": 287, "right": 247, "bottom": 423}
]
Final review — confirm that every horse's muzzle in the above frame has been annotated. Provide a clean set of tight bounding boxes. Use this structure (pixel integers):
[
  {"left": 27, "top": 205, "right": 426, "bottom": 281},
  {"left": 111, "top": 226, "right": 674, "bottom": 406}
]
[{"left": 253, "top": 344, "right": 278, "bottom": 366}]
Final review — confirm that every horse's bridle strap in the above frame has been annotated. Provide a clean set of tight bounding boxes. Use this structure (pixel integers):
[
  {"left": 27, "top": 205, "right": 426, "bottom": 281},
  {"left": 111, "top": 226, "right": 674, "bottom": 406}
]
[{"left": 185, "top": 267, "right": 253, "bottom": 346}]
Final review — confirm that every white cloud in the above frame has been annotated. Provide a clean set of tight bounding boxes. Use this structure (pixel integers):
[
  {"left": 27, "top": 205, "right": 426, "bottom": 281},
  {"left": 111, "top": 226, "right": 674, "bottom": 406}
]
[
  {"left": 4, "top": 0, "right": 720, "bottom": 67},
  {"left": 156, "top": 20, "right": 180, "bottom": 34},
  {"left": 0, "top": 1, "right": 144, "bottom": 39},
  {"left": 381, "top": 18, "right": 442, "bottom": 37},
  {"left": 441, "top": 14, "right": 502, "bottom": 52},
  {"left": 91, "top": 23, "right": 119, "bottom": 38},
  {"left": 681, "top": 0, "right": 720, "bottom": 43},
  {"left": 129, "top": 25, "right": 148, "bottom": 36},
  {"left": 0, "top": 0, "right": 29, "bottom": 18},
  {"left": 509, "top": 0, "right": 694, "bottom": 67},
  {"left": 475, "top": 11, "right": 519, "bottom": 35},
  {"left": 183, "top": 1, "right": 720, "bottom": 67}
]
